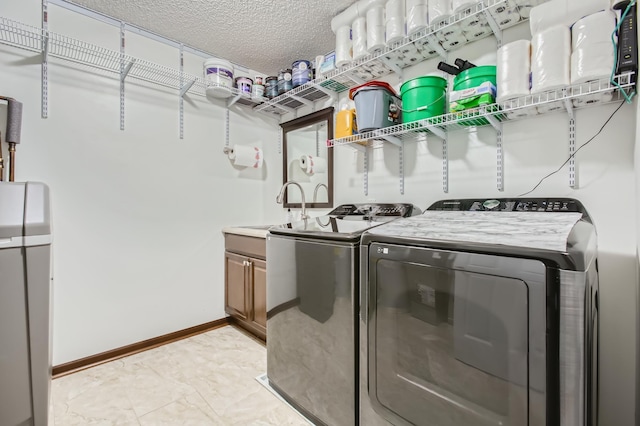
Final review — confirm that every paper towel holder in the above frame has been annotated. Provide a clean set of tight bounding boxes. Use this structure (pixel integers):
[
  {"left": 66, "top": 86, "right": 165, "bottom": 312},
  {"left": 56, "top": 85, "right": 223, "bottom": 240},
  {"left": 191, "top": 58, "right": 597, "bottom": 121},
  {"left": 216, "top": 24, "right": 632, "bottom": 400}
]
[
  {"left": 222, "top": 146, "right": 232, "bottom": 155},
  {"left": 280, "top": 107, "right": 334, "bottom": 209}
]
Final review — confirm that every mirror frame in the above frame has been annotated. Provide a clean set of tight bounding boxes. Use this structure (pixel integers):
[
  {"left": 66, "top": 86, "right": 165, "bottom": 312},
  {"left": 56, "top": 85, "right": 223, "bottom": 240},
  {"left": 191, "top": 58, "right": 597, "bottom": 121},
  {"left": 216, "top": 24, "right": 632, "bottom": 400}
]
[{"left": 280, "top": 106, "right": 334, "bottom": 209}]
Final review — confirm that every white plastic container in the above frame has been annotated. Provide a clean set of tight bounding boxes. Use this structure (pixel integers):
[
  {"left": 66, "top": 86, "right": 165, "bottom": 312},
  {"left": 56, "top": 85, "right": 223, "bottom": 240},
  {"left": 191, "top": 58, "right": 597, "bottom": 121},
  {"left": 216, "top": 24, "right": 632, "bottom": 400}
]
[{"left": 204, "top": 58, "right": 234, "bottom": 98}]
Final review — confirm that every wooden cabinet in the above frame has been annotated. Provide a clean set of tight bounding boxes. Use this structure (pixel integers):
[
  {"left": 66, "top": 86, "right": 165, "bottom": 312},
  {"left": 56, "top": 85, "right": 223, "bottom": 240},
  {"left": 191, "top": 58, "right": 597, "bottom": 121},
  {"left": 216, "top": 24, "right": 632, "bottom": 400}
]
[{"left": 224, "top": 233, "right": 267, "bottom": 340}]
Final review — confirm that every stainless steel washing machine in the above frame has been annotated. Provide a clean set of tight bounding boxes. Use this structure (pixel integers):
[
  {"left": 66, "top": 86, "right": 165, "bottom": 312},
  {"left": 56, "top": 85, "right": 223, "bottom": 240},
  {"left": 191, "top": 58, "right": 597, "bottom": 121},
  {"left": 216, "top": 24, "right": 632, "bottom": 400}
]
[
  {"left": 267, "top": 203, "right": 418, "bottom": 426},
  {"left": 359, "top": 198, "right": 599, "bottom": 426}
]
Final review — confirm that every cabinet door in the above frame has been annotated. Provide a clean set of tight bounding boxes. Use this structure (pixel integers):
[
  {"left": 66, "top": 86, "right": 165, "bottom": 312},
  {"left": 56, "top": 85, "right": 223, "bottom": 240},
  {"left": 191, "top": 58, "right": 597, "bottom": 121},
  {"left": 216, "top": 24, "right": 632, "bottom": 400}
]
[
  {"left": 250, "top": 258, "right": 267, "bottom": 334},
  {"left": 225, "top": 252, "right": 248, "bottom": 320}
]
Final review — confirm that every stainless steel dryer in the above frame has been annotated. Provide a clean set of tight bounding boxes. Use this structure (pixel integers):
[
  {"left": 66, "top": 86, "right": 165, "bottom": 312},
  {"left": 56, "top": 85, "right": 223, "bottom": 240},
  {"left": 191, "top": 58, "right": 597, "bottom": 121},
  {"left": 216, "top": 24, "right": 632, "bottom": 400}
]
[
  {"left": 359, "top": 198, "right": 599, "bottom": 426},
  {"left": 267, "top": 203, "right": 418, "bottom": 426}
]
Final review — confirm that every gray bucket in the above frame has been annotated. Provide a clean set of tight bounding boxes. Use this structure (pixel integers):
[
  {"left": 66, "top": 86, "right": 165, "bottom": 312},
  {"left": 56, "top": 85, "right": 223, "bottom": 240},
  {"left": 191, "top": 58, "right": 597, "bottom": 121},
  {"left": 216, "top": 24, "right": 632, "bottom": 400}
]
[{"left": 350, "top": 83, "right": 402, "bottom": 132}]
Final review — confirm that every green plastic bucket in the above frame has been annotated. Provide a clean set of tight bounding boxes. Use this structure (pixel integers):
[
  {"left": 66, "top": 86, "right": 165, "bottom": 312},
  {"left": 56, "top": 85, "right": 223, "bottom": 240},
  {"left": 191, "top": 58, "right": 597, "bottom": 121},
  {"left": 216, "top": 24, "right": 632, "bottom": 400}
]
[
  {"left": 453, "top": 65, "right": 497, "bottom": 91},
  {"left": 452, "top": 65, "right": 497, "bottom": 126},
  {"left": 400, "top": 76, "right": 447, "bottom": 124}
]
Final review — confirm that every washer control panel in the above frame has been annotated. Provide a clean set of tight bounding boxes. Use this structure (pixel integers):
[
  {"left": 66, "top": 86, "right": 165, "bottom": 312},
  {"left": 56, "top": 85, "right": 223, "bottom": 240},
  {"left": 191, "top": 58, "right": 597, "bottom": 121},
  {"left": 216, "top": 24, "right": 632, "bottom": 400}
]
[
  {"left": 329, "top": 203, "right": 417, "bottom": 218},
  {"left": 428, "top": 198, "right": 588, "bottom": 218}
]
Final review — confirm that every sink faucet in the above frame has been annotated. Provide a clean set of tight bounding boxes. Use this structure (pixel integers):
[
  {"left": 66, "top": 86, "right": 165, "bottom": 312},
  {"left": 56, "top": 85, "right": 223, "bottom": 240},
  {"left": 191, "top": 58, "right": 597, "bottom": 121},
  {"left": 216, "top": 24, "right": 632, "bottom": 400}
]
[
  {"left": 276, "top": 181, "right": 309, "bottom": 220},
  {"left": 313, "top": 183, "right": 328, "bottom": 203}
]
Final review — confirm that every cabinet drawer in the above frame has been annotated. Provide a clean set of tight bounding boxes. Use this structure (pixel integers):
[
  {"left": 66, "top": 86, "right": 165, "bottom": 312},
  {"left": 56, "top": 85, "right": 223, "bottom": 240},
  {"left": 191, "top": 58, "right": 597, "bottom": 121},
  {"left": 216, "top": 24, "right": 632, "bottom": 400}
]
[{"left": 224, "top": 234, "right": 266, "bottom": 259}]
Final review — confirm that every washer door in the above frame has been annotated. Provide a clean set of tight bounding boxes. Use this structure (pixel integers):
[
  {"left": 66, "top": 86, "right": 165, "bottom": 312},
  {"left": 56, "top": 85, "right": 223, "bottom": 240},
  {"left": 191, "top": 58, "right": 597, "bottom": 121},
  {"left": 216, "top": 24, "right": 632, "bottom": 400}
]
[{"left": 366, "top": 244, "right": 547, "bottom": 426}]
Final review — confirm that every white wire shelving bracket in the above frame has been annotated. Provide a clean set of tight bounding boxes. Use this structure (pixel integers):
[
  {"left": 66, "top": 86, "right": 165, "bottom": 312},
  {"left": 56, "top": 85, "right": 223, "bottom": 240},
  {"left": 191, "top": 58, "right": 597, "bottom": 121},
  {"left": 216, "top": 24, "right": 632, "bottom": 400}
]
[
  {"left": 253, "top": 0, "right": 541, "bottom": 116},
  {"left": 41, "top": 0, "right": 49, "bottom": 119}
]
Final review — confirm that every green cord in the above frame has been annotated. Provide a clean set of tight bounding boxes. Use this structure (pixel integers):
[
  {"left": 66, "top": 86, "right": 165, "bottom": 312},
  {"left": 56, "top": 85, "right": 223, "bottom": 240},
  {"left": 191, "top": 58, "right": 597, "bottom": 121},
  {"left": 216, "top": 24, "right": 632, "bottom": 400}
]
[{"left": 611, "top": 0, "right": 637, "bottom": 103}]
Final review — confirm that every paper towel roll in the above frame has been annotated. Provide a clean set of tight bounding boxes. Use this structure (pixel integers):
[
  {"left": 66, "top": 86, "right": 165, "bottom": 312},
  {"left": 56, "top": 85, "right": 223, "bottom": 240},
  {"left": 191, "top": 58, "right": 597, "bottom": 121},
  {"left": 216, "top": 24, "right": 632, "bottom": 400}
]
[
  {"left": 352, "top": 17, "right": 368, "bottom": 60},
  {"left": 531, "top": 26, "right": 571, "bottom": 93},
  {"left": 407, "top": 0, "right": 428, "bottom": 35},
  {"left": 429, "top": 0, "right": 452, "bottom": 26},
  {"left": 571, "top": 47, "right": 615, "bottom": 84},
  {"left": 459, "top": 14, "right": 486, "bottom": 31},
  {"left": 228, "top": 145, "right": 263, "bottom": 168},
  {"left": 530, "top": 0, "right": 611, "bottom": 35},
  {"left": 417, "top": 36, "right": 441, "bottom": 58},
  {"left": 452, "top": 0, "right": 480, "bottom": 14},
  {"left": 572, "top": 10, "right": 617, "bottom": 51},
  {"left": 367, "top": 6, "right": 386, "bottom": 52},
  {"left": 386, "top": 0, "right": 407, "bottom": 45},
  {"left": 497, "top": 39, "right": 532, "bottom": 102},
  {"left": 300, "top": 155, "right": 327, "bottom": 175},
  {"left": 336, "top": 25, "right": 352, "bottom": 68}
]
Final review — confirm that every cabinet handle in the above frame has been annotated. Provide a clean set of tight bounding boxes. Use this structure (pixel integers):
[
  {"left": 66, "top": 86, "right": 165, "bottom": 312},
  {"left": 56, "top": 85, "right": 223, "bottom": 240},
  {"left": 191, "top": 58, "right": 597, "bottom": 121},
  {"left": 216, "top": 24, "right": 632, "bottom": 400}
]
[
  {"left": 247, "top": 261, "right": 252, "bottom": 268},
  {"left": 243, "top": 260, "right": 249, "bottom": 267}
]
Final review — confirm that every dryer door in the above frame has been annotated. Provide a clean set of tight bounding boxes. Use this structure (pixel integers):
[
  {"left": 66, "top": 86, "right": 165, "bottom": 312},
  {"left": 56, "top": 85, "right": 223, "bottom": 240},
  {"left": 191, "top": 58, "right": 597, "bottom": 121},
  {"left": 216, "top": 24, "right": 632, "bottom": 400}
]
[{"left": 366, "top": 244, "right": 547, "bottom": 426}]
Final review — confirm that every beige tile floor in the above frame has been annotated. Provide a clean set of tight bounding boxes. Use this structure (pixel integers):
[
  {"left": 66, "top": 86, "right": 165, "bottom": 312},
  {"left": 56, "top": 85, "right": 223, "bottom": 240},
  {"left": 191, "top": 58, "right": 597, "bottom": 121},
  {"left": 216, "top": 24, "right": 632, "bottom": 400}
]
[{"left": 50, "top": 325, "right": 310, "bottom": 425}]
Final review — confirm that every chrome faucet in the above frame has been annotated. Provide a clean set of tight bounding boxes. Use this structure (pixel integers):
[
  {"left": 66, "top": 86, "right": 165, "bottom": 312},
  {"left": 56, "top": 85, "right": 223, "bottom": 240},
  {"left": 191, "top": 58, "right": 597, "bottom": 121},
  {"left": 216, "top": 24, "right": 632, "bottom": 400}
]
[
  {"left": 313, "top": 183, "right": 328, "bottom": 203},
  {"left": 276, "top": 181, "right": 309, "bottom": 220}
]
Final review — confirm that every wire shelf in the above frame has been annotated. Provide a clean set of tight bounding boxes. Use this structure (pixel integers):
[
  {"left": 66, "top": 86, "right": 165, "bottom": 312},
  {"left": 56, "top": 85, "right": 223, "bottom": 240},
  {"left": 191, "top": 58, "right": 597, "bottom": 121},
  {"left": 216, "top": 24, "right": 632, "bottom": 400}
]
[
  {"left": 254, "top": 0, "right": 542, "bottom": 115},
  {"left": 328, "top": 73, "right": 636, "bottom": 148}
]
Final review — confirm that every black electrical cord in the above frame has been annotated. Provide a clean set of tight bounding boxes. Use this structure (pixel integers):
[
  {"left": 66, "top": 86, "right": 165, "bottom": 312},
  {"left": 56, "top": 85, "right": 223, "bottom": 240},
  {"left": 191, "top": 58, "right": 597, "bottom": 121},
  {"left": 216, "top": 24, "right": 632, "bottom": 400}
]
[{"left": 518, "top": 101, "right": 627, "bottom": 197}]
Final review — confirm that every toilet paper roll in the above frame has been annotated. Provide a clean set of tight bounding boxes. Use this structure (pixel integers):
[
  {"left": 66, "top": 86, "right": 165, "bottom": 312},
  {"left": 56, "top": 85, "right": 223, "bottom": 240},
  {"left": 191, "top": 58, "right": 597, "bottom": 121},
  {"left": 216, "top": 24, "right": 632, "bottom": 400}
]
[
  {"left": 417, "top": 36, "right": 441, "bottom": 58},
  {"left": 571, "top": 46, "right": 615, "bottom": 84},
  {"left": 531, "top": 26, "right": 571, "bottom": 93},
  {"left": 386, "top": 0, "right": 407, "bottom": 45},
  {"left": 441, "top": 34, "right": 468, "bottom": 50},
  {"left": 536, "top": 101, "right": 565, "bottom": 114},
  {"left": 495, "top": 9, "right": 522, "bottom": 29},
  {"left": 572, "top": 90, "right": 613, "bottom": 107},
  {"left": 300, "top": 155, "right": 327, "bottom": 175},
  {"left": 429, "top": 0, "right": 452, "bottom": 26},
  {"left": 336, "top": 25, "right": 353, "bottom": 68},
  {"left": 228, "top": 145, "right": 263, "bottom": 168},
  {"left": 497, "top": 39, "right": 532, "bottom": 102},
  {"left": 352, "top": 17, "right": 368, "bottom": 60},
  {"left": 530, "top": 0, "right": 610, "bottom": 35},
  {"left": 437, "top": 24, "right": 464, "bottom": 41},
  {"left": 459, "top": 14, "right": 487, "bottom": 31},
  {"left": 367, "top": 6, "right": 386, "bottom": 52},
  {"left": 452, "top": 0, "right": 480, "bottom": 14},
  {"left": 464, "top": 24, "right": 492, "bottom": 41},
  {"left": 489, "top": 0, "right": 515, "bottom": 16},
  {"left": 407, "top": 0, "right": 429, "bottom": 35},
  {"left": 572, "top": 10, "right": 617, "bottom": 51}
]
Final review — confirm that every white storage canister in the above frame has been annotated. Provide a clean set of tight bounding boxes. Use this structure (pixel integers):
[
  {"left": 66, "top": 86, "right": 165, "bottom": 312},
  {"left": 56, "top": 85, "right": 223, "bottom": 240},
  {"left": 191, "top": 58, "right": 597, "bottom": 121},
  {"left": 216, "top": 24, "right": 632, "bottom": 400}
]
[{"left": 204, "top": 58, "right": 234, "bottom": 98}]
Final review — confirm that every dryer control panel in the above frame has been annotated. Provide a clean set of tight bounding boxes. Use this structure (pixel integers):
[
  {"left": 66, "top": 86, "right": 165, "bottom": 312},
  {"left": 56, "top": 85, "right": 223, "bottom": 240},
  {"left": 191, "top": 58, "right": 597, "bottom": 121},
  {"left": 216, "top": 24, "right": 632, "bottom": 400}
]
[{"left": 428, "top": 198, "right": 589, "bottom": 219}]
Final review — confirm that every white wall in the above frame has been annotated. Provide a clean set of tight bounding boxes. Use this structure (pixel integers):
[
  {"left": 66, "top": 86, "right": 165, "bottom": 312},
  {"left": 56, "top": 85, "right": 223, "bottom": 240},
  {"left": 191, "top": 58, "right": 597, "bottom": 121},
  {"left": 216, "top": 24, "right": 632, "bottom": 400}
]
[{"left": 0, "top": 0, "right": 282, "bottom": 365}]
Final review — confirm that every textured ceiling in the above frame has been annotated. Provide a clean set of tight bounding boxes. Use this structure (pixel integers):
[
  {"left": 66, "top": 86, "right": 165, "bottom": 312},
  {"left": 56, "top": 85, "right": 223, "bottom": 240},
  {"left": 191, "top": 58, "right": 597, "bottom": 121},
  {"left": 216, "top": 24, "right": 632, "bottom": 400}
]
[{"left": 67, "top": 0, "right": 357, "bottom": 75}]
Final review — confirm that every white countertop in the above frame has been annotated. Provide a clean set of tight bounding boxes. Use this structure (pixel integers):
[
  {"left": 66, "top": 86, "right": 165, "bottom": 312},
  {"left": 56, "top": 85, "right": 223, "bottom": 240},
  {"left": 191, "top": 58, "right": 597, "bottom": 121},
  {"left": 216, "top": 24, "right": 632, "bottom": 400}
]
[{"left": 222, "top": 226, "right": 270, "bottom": 239}]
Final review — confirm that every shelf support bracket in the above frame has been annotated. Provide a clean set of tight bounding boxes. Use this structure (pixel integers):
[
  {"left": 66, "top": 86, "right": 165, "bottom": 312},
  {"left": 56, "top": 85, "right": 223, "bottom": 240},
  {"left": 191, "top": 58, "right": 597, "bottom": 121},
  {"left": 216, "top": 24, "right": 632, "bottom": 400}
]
[
  {"left": 484, "top": 113, "right": 502, "bottom": 132},
  {"left": 41, "top": 0, "right": 49, "bottom": 119},
  {"left": 179, "top": 44, "right": 185, "bottom": 139},
  {"left": 381, "top": 135, "right": 403, "bottom": 147},
  {"left": 442, "top": 135, "right": 449, "bottom": 193},
  {"left": 311, "top": 84, "right": 338, "bottom": 102},
  {"left": 364, "top": 145, "right": 369, "bottom": 196},
  {"left": 399, "top": 141, "right": 405, "bottom": 195},
  {"left": 483, "top": 9, "right": 503, "bottom": 48},
  {"left": 179, "top": 79, "right": 196, "bottom": 98},
  {"left": 225, "top": 108, "right": 230, "bottom": 150},
  {"left": 119, "top": 21, "right": 126, "bottom": 130},
  {"left": 379, "top": 56, "right": 404, "bottom": 77},
  {"left": 227, "top": 93, "right": 243, "bottom": 108},
  {"left": 426, "top": 36, "right": 448, "bottom": 59},
  {"left": 562, "top": 90, "right": 577, "bottom": 188},
  {"left": 346, "top": 74, "right": 366, "bottom": 85},
  {"left": 289, "top": 94, "right": 314, "bottom": 108},
  {"left": 278, "top": 129, "right": 282, "bottom": 154},
  {"left": 349, "top": 143, "right": 367, "bottom": 153},
  {"left": 497, "top": 129, "right": 504, "bottom": 191},
  {"left": 425, "top": 124, "right": 446, "bottom": 140},
  {"left": 568, "top": 117, "right": 577, "bottom": 189}
]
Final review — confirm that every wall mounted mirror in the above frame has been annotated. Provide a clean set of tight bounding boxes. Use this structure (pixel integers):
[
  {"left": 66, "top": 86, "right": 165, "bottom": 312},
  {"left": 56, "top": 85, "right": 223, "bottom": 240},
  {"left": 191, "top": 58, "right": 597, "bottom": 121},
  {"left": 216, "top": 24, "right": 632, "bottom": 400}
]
[{"left": 281, "top": 107, "right": 334, "bottom": 209}]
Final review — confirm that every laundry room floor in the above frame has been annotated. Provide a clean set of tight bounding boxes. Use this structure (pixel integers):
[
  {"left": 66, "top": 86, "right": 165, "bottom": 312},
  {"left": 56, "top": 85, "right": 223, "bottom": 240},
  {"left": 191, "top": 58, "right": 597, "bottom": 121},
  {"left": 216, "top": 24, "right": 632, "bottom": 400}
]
[{"left": 50, "top": 325, "right": 309, "bottom": 425}]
